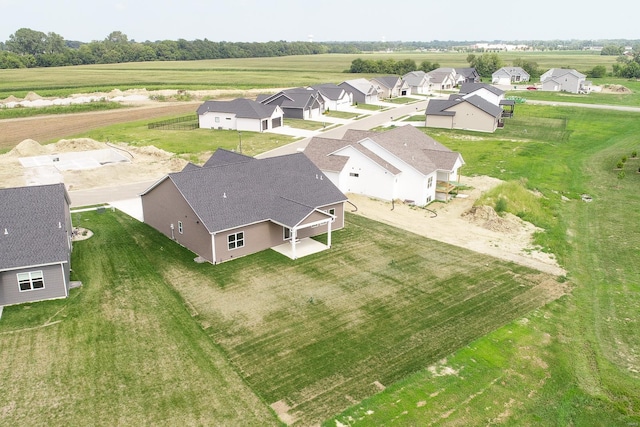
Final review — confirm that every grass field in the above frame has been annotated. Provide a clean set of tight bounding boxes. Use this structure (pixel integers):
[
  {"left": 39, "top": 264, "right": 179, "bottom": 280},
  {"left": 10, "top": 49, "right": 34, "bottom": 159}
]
[
  {"left": 0, "top": 211, "right": 278, "bottom": 426},
  {"left": 328, "top": 103, "right": 640, "bottom": 425},
  {"left": 0, "top": 51, "right": 620, "bottom": 99}
]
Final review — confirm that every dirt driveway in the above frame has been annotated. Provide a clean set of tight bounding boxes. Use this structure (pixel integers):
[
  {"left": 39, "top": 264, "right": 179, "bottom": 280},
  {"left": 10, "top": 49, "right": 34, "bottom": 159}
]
[
  {"left": 0, "top": 102, "right": 200, "bottom": 150},
  {"left": 347, "top": 176, "right": 566, "bottom": 276}
]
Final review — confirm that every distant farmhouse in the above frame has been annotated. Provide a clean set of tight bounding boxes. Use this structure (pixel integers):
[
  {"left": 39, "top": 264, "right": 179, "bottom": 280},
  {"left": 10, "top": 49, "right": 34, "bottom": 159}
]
[{"left": 0, "top": 183, "right": 74, "bottom": 307}]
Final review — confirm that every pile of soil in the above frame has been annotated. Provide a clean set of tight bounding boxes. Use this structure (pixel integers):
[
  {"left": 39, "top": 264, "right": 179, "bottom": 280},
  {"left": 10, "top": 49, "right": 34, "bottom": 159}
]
[
  {"left": 24, "top": 91, "right": 43, "bottom": 101},
  {"left": 461, "top": 205, "right": 524, "bottom": 234},
  {"left": 54, "top": 138, "right": 108, "bottom": 152},
  {"left": 1, "top": 95, "right": 21, "bottom": 103},
  {"left": 8, "top": 139, "right": 49, "bottom": 157},
  {"left": 601, "top": 84, "right": 631, "bottom": 93}
]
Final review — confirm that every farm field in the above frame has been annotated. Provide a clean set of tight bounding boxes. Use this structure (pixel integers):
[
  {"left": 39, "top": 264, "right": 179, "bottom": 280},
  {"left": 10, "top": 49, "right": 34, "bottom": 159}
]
[
  {"left": 1, "top": 52, "right": 640, "bottom": 425},
  {"left": 0, "top": 51, "right": 620, "bottom": 98}
]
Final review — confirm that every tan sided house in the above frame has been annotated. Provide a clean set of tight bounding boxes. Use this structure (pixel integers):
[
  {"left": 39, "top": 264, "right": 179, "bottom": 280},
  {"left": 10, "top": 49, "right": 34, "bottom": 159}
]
[
  {"left": 0, "top": 183, "right": 73, "bottom": 307},
  {"left": 140, "top": 149, "right": 347, "bottom": 263}
]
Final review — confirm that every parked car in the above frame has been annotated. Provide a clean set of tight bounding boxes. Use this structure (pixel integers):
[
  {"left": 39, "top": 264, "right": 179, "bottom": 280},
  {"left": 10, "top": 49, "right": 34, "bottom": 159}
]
[{"left": 526, "top": 86, "right": 538, "bottom": 90}]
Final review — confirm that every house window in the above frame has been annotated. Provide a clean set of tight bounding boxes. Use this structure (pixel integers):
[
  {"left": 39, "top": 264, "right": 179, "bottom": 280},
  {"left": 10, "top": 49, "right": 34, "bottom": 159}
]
[
  {"left": 325, "top": 208, "right": 336, "bottom": 222},
  {"left": 427, "top": 176, "right": 433, "bottom": 188},
  {"left": 349, "top": 172, "right": 359, "bottom": 177},
  {"left": 178, "top": 221, "right": 183, "bottom": 234},
  {"left": 17, "top": 271, "right": 45, "bottom": 292},
  {"left": 215, "top": 117, "right": 220, "bottom": 123},
  {"left": 283, "top": 227, "right": 291, "bottom": 240},
  {"left": 426, "top": 195, "right": 432, "bottom": 204},
  {"left": 228, "top": 231, "right": 244, "bottom": 250}
]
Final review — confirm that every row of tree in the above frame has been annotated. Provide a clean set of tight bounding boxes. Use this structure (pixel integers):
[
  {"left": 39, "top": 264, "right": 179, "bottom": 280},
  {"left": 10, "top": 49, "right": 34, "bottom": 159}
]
[{"left": 347, "top": 58, "right": 440, "bottom": 75}]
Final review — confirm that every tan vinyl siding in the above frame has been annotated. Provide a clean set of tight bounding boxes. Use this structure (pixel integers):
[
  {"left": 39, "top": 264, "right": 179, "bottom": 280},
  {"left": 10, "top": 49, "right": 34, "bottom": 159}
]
[
  {"left": 448, "top": 103, "right": 497, "bottom": 133},
  {"left": 141, "top": 178, "right": 214, "bottom": 263},
  {"left": 426, "top": 115, "right": 454, "bottom": 129},
  {"left": 214, "top": 221, "right": 280, "bottom": 263},
  {"left": 0, "top": 264, "right": 67, "bottom": 306}
]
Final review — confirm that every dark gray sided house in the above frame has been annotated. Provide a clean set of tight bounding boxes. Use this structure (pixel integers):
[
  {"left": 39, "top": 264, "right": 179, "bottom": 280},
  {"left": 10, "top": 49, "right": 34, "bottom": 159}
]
[
  {"left": 0, "top": 183, "right": 73, "bottom": 307},
  {"left": 140, "top": 149, "right": 347, "bottom": 263}
]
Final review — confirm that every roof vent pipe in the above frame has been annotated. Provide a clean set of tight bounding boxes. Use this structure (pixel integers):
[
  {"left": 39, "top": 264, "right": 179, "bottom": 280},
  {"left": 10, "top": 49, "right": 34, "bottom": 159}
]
[{"left": 4, "top": 228, "right": 7, "bottom": 235}]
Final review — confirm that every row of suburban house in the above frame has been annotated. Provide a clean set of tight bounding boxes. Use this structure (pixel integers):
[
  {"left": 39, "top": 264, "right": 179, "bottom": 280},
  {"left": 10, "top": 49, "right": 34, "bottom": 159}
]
[
  {"left": 1, "top": 125, "right": 465, "bottom": 307},
  {"left": 491, "top": 67, "right": 591, "bottom": 94}
]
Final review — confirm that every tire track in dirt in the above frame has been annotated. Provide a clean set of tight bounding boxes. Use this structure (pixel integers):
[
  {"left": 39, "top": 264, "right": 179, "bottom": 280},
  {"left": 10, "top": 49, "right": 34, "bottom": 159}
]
[{"left": 0, "top": 102, "right": 200, "bottom": 150}]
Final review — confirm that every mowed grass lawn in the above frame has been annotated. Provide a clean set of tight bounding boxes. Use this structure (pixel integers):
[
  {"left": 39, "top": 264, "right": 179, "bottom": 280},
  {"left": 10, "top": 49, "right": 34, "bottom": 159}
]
[
  {"left": 156, "top": 214, "right": 562, "bottom": 425},
  {"left": 0, "top": 210, "right": 561, "bottom": 426},
  {"left": 0, "top": 211, "right": 277, "bottom": 426}
]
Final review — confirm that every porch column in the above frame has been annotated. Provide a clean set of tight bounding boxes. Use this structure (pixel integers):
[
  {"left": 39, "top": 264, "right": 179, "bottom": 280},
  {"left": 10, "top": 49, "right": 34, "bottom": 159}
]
[
  {"left": 291, "top": 228, "right": 297, "bottom": 260},
  {"left": 327, "top": 219, "right": 332, "bottom": 248}
]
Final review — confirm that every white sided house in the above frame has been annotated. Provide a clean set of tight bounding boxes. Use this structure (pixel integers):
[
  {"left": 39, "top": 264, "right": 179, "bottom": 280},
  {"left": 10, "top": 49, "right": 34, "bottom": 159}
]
[
  {"left": 540, "top": 68, "right": 589, "bottom": 93},
  {"left": 492, "top": 67, "right": 531, "bottom": 85},
  {"left": 304, "top": 125, "right": 464, "bottom": 206},
  {"left": 197, "top": 98, "right": 284, "bottom": 132}
]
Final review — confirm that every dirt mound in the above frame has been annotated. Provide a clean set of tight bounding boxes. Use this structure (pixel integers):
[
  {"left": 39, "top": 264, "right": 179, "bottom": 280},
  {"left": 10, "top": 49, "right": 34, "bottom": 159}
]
[
  {"left": 2, "top": 95, "right": 21, "bottom": 103},
  {"left": 8, "top": 139, "right": 48, "bottom": 157},
  {"left": 135, "top": 145, "right": 175, "bottom": 158},
  {"left": 462, "top": 205, "right": 524, "bottom": 233},
  {"left": 602, "top": 84, "right": 631, "bottom": 94},
  {"left": 54, "top": 138, "right": 107, "bottom": 152},
  {"left": 24, "top": 91, "right": 43, "bottom": 101}
]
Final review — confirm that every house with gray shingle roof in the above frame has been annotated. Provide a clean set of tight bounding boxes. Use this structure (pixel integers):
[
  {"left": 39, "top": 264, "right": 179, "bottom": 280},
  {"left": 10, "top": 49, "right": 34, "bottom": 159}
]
[
  {"left": 370, "top": 76, "right": 410, "bottom": 98},
  {"left": 425, "top": 93, "right": 504, "bottom": 133},
  {"left": 540, "top": 68, "right": 590, "bottom": 93},
  {"left": 0, "top": 183, "right": 73, "bottom": 306},
  {"left": 458, "top": 82, "right": 515, "bottom": 118},
  {"left": 141, "top": 149, "right": 347, "bottom": 263},
  {"left": 338, "top": 78, "right": 380, "bottom": 104},
  {"left": 492, "top": 67, "right": 530, "bottom": 85},
  {"left": 257, "top": 88, "right": 324, "bottom": 119},
  {"left": 402, "top": 71, "right": 432, "bottom": 95},
  {"left": 197, "top": 98, "right": 284, "bottom": 132},
  {"left": 426, "top": 68, "right": 457, "bottom": 90},
  {"left": 311, "top": 84, "right": 353, "bottom": 111},
  {"left": 304, "top": 125, "right": 464, "bottom": 206}
]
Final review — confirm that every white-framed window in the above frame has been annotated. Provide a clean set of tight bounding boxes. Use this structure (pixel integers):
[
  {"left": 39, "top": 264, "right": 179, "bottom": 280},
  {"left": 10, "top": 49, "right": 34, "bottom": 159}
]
[
  {"left": 426, "top": 195, "right": 432, "bottom": 204},
  {"left": 228, "top": 231, "right": 244, "bottom": 250},
  {"left": 349, "top": 172, "right": 359, "bottom": 177},
  {"left": 427, "top": 176, "right": 433, "bottom": 188},
  {"left": 215, "top": 117, "right": 220, "bottom": 123},
  {"left": 325, "top": 208, "right": 336, "bottom": 222},
  {"left": 17, "top": 271, "right": 45, "bottom": 292},
  {"left": 283, "top": 227, "right": 291, "bottom": 240},
  {"left": 178, "top": 221, "right": 183, "bottom": 234}
]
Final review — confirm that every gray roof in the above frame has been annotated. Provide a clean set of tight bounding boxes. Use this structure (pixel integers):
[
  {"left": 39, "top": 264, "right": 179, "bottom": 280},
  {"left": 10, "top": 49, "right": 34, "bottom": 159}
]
[
  {"left": 402, "top": 71, "right": 429, "bottom": 87},
  {"left": 196, "top": 98, "right": 278, "bottom": 119},
  {"left": 459, "top": 82, "right": 504, "bottom": 97},
  {"left": 455, "top": 67, "right": 479, "bottom": 79},
  {"left": 202, "top": 148, "right": 253, "bottom": 168},
  {"left": 493, "top": 67, "right": 530, "bottom": 78},
  {"left": 147, "top": 151, "right": 347, "bottom": 233},
  {"left": 311, "top": 84, "right": 347, "bottom": 101},
  {"left": 371, "top": 76, "right": 402, "bottom": 89},
  {"left": 541, "top": 68, "right": 586, "bottom": 80},
  {"left": 0, "top": 183, "right": 70, "bottom": 271},
  {"left": 426, "top": 95, "right": 503, "bottom": 118},
  {"left": 339, "top": 78, "right": 379, "bottom": 96},
  {"left": 305, "top": 137, "right": 401, "bottom": 175},
  {"left": 307, "top": 125, "right": 463, "bottom": 176},
  {"left": 259, "top": 89, "right": 323, "bottom": 110}
]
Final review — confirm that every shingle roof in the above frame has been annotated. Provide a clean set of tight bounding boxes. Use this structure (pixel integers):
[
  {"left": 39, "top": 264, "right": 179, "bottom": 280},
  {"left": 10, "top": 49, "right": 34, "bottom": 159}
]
[
  {"left": 307, "top": 126, "right": 463, "bottom": 177},
  {"left": 196, "top": 98, "right": 278, "bottom": 119},
  {"left": 459, "top": 82, "right": 505, "bottom": 97},
  {"left": 402, "top": 71, "right": 429, "bottom": 87},
  {"left": 311, "top": 84, "right": 346, "bottom": 101},
  {"left": 260, "top": 89, "right": 322, "bottom": 110},
  {"left": 0, "top": 183, "right": 70, "bottom": 270},
  {"left": 371, "top": 76, "right": 401, "bottom": 89},
  {"left": 542, "top": 68, "right": 586, "bottom": 80},
  {"left": 493, "top": 67, "right": 530, "bottom": 78},
  {"left": 426, "top": 95, "right": 502, "bottom": 118},
  {"left": 202, "top": 148, "right": 254, "bottom": 168},
  {"left": 339, "top": 79, "right": 378, "bottom": 96},
  {"left": 149, "top": 151, "right": 347, "bottom": 233}
]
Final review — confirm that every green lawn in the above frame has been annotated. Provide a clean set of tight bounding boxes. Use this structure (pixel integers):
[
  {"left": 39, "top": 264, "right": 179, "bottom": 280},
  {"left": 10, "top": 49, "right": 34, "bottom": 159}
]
[
  {"left": 328, "top": 103, "right": 640, "bottom": 425},
  {"left": 324, "top": 110, "right": 360, "bottom": 119},
  {"left": 71, "top": 115, "right": 297, "bottom": 158},
  {"left": 0, "top": 211, "right": 278, "bottom": 426},
  {"left": 0, "top": 100, "right": 127, "bottom": 119},
  {"left": 385, "top": 96, "right": 415, "bottom": 104}
]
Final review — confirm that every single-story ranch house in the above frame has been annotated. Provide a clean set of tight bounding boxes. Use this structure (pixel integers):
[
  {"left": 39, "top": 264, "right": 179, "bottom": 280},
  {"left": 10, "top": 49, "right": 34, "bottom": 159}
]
[
  {"left": 492, "top": 67, "right": 531, "bottom": 85},
  {"left": 141, "top": 149, "right": 347, "bottom": 263},
  {"left": 304, "top": 125, "right": 465, "bottom": 206},
  {"left": 425, "top": 94, "right": 504, "bottom": 133},
  {"left": 197, "top": 98, "right": 284, "bottom": 132},
  {"left": 256, "top": 88, "right": 324, "bottom": 119},
  {"left": 0, "top": 183, "right": 73, "bottom": 307},
  {"left": 338, "top": 78, "right": 380, "bottom": 104},
  {"left": 540, "top": 68, "right": 590, "bottom": 94}
]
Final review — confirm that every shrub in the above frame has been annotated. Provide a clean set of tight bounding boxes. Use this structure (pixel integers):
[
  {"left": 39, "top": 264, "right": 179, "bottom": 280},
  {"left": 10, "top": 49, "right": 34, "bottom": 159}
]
[
  {"left": 622, "top": 156, "right": 627, "bottom": 163},
  {"left": 495, "top": 197, "right": 508, "bottom": 214},
  {"left": 616, "top": 161, "right": 624, "bottom": 169},
  {"left": 632, "top": 150, "right": 638, "bottom": 158}
]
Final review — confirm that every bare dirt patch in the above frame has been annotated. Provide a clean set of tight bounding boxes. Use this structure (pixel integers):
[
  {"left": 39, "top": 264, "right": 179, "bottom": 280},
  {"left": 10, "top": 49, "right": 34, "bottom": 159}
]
[
  {"left": 0, "top": 138, "right": 186, "bottom": 191},
  {"left": 347, "top": 175, "right": 566, "bottom": 276},
  {"left": 600, "top": 84, "right": 632, "bottom": 94}
]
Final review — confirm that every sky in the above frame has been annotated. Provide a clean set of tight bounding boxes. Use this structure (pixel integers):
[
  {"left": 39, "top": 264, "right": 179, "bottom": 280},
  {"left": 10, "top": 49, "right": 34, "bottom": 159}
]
[{"left": 1, "top": 0, "right": 639, "bottom": 44}]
